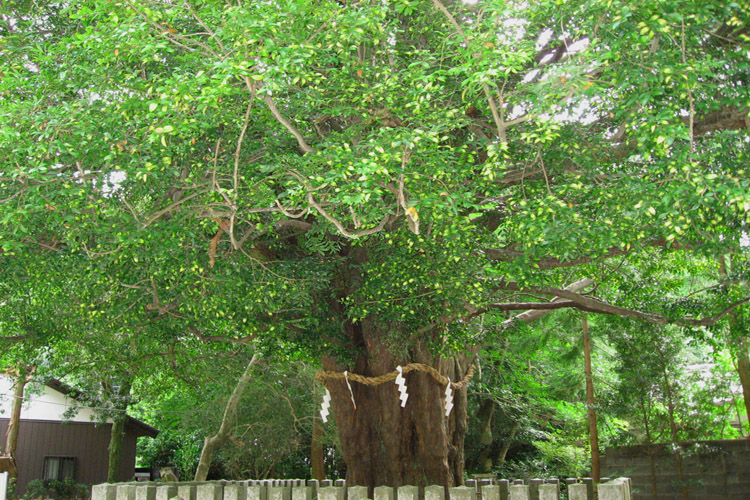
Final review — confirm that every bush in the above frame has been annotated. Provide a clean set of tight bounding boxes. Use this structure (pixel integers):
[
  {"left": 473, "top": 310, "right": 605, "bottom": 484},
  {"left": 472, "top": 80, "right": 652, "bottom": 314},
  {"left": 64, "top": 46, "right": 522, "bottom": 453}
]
[{"left": 23, "top": 478, "right": 89, "bottom": 500}]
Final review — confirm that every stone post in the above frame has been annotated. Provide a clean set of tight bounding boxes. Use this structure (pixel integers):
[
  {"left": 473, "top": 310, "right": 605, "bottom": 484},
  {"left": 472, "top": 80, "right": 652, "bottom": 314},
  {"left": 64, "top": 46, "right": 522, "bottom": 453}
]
[
  {"left": 293, "top": 486, "right": 314, "bottom": 500},
  {"left": 269, "top": 486, "right": 291, "bottom": 500},
  {"left": 92, "top": 484, "right": 118, "bottom": 500},
  {"left": 598, "top": 479, "right": 630, "bottom": 500},
  {"left": 374, "top": 486, "right": 394, "bottom": 500},
  {"left": 136, "top": 485, "right": 158, "bottom": 500},
  {"left": 582, "top": 479, "right": 593, "bottom": 500},
  {"left": 225, "top": 484, "right": 247, "bottom": 500},
  {"left": 248, "top": 484, "right": 267, "bottom": 500},
  {"left": 117, "top": 484, "right": 137, "bottom": 500},
  {"left": 496, "top": 480, "right": 509, "bottom": 500},
  {"left": 397, "top": 485, "right": 418, "bottom": 500},
  {"left": 179, "top": 484, "right": 198, "bottom": 500},
  {"left": 537, "top": 485, "right": 557, "bottom": 500},
  {"left": 319, "top": 486, "right": 345, "bottom": 500},
  {"left": 424, "top": 485, "right": 445, "bottom": 500},
  {"left": 508, "top": 485, "right": 528, "bottom": 500},
  {"left": 480, "top": 485, "right": 499, "bottom": 500},
  {"left": 449, "top": 486, "right": 476, "bottom": 500},
  {"left": 198, "top": 483, "right": 224, "bottom": 500},
  {"left": 347, "top": 486, "right": 368, "bottom": 500},
  {"left": 567, "top": 484, "right": 587, "bottom": 500}
]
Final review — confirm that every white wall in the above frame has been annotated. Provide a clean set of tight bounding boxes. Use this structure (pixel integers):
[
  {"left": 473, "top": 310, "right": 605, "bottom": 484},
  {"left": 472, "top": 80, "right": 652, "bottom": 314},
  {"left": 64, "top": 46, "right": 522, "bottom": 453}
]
[
  {"left": 0, "top": 471, "right": 8, "bottom": 500},
  {"left": 0, "top": 375, "right": 102, "bottom": 423}
]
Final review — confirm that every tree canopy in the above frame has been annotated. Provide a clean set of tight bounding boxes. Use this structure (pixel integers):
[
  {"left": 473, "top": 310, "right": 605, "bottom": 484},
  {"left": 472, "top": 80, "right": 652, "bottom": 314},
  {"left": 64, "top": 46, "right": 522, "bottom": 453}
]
[{"left": 1, "top": 0, "right": 749, "bottom": 487}]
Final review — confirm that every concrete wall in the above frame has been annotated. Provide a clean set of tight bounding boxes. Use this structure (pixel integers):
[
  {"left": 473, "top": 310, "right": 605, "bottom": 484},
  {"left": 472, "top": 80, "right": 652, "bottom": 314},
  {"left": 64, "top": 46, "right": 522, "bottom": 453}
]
[{"left": 601, "top": 439, "right": 750, "bottom": 500}]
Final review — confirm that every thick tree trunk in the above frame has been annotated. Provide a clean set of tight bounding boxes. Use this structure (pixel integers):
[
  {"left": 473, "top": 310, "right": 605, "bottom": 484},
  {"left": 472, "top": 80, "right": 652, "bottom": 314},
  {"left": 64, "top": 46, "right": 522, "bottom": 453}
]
[
  {"left": 323, "top": 323, "right": 470, "bottom": 488},
  {"left": 107, "top": 379, "right": 132, "bottom": 483},
  {"left": 194, "top": 353, "right": 260, "bottom": 481},
  {"left": 582, "top": 316, "right": 600, "bottom": 484}
]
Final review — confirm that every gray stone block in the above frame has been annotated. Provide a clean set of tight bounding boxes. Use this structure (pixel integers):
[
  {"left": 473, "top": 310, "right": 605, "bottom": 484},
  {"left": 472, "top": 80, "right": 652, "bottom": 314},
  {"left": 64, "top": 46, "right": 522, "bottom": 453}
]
[
  {"left": 292, "top": 486, "right": 313, "bottom": 500},
  {"left": 198, "top": 484, "right": 224, "bottom": 500},
  {"left": 496, "top": 480, "right": 509, "bottom": 500},
  {"left": 247, "top": 485, "right": 267, "bottom": 500},
  {"left": 480, "top": 485, "right": 499, "bottom": 500},
  {"left": 118, "top": 484, "right": 137, "bottom": 500},
  {"left": 269, "top": 487, "right": 291, "bottom": 500},
  {"left": 449, "top": 486, "right": 476, "bottom": 500},
  {"left": 156, "top": 485, "right": 179, "bottom": 500},
  {"left": 567, "top": 484, "right": 587, "bottom": 500},
  {"left": 374, "top": 486, "right": 394, "bottom": 500},
  {"left": 424, "top": 485, "right": 444, "bottom": 500},
  {"left": 508, "top": 486, "right": 528, "bottom": 500},
  {"left": 528, "top": 480, "right": 542, "bottom": 500},
  {"left": 347, "top": 486, "right": 368, "bottom": 500},
  {"left": 598, "top": 482, "right": 626, "bottom": 500},
  {"left": 319, "top": 486, "right": 344, "bottom": 500},
  {"left": 537, "top": 485, "right": 556, "bottom": 500},
  {"left": 178, "top": 484, "right": 197, "bottom": 500},
  {"left": 92, "top": 484, "right": 118, "bottom": 500},
  {"left": 397, "top": 486, "right": 417, "bottom": 500},
  {"left": 224, "top": 484, "right": 247, "bottom": 500},
  {"left": 136, "top": 485, "right": 158, "bottom": 500}
]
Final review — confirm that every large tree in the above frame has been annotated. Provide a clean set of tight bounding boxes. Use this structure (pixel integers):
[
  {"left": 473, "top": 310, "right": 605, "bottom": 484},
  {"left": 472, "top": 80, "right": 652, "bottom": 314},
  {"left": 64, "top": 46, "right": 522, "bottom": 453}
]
[{"left": 1, "top": 0, "right": 749, "bottom": 487}]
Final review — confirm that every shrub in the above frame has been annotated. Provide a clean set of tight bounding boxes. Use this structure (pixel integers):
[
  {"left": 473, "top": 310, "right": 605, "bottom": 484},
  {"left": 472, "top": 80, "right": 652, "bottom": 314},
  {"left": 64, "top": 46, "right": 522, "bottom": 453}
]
[{"left": 23, "top": 478, "right": 89, "bottom": 500}]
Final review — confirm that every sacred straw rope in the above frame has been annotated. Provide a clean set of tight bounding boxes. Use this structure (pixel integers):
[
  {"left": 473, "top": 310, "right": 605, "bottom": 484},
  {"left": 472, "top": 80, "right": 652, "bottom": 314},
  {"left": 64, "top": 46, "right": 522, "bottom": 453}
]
[{"left": 316, "top": 363, "right": 475, "bottom": 390}]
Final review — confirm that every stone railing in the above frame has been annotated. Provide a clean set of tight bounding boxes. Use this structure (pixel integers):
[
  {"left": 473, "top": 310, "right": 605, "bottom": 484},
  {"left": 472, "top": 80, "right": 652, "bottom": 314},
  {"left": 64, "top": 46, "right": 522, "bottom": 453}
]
[{"left": 91, "top": 478, "right": 632, "bottom": 500}]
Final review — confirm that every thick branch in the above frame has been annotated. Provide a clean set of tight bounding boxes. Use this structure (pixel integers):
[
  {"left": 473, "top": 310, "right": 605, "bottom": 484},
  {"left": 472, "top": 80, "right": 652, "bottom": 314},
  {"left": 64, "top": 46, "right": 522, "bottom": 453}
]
[
  {"left": 692, "top": 106, "right": 749, "bottom": 136},
  {"left": 498, "top": 281, "right": 750, "bottom": 328}
]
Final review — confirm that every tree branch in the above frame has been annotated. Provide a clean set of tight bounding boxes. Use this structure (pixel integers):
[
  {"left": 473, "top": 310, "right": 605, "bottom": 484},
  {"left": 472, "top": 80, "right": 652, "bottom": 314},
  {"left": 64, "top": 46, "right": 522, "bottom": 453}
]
[
  {"left": 497, "top": 280, "right": 750, "bottom": 328},
  {"left": 485, "top": 238, "right": 695, "bottom": 269},
  {"left": 262, "top": 94, "right": 315, "bottom": 154}
]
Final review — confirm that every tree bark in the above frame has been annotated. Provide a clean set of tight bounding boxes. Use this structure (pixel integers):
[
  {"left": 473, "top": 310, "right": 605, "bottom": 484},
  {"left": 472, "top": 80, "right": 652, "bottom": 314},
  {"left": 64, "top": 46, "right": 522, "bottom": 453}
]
[
  {"left": 717, "top": 255, "right": 750, "bottom": 434},
  {"left": 194, "top": 353, "right": 260, "bottom": 481},
  {"left": 582, "top": 316, "right": 600, "bottom": 484},
  {"left": 107, "top": 379, "right": 132, "bottom": 483},
  {"left": 323, "top": 322, "right": 471, "bottom": 488},
  {"left": 736, "top": 342, "right": 750, "bottom": 435},
  {"left": 474, "top": 399, "right": 495, "bottom": 472},
  {"left": 311, "top": 415, "right": 325, "bottom": 480},
  {"left": 4, "top": 366, "right": 32, "bottom": 482}
]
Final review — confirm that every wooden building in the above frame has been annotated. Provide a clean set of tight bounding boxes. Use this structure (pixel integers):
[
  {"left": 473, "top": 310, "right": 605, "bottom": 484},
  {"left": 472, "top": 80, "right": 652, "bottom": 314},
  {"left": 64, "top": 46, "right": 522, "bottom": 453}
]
[{"left": 0, "top": 376, "right": 158, "bottom": 496}]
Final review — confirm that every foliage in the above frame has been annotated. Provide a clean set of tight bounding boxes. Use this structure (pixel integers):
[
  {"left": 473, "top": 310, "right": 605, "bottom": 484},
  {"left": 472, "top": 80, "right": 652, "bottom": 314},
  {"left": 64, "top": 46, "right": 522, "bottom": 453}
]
[
  {"left": 2, "top": 0, "right": 750, "bottom": 482},
  {"left": 134, "top": 360, "right": 343, "bottom": 480},
  {"left": 23, "top": 479, "right": 89, "bottom": 500}
]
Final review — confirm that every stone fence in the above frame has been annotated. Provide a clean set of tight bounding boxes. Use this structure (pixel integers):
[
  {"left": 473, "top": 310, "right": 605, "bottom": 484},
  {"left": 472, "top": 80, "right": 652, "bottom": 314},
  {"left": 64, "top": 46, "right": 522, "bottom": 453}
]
[{"left": 91, "top": 478, "right": 632, "bottom": 500}]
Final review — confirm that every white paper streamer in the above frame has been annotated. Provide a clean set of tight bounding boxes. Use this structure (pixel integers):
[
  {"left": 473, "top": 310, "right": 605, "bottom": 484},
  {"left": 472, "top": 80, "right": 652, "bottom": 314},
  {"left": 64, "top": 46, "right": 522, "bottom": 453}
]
[
  {"left": 444, "top": 378, "right": 454, "bottom": 417},
  {"left": 344, "top": 370, "right": 357, "bottom": 409},
  {"left": 395, "top": 365, "right": 409, "bottom": 407},
  {"left": 320, "top": 388, "right": 331, "bottom": 423}
]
